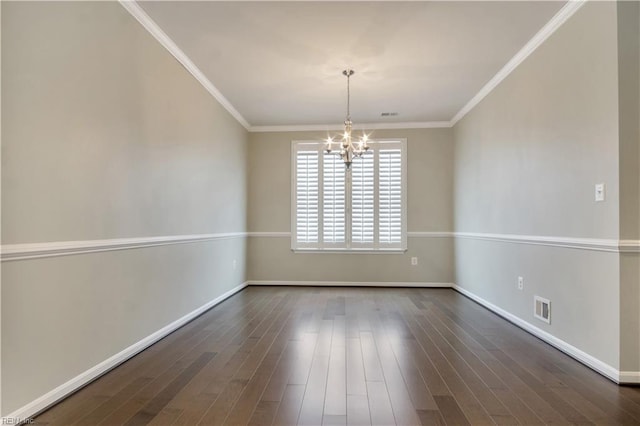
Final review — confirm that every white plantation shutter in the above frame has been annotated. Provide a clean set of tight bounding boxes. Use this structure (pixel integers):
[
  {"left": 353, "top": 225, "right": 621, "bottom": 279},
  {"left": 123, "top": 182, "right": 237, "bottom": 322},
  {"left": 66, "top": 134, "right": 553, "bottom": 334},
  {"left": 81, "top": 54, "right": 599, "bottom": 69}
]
[
  {"left": 295, "top": 150, "right": 319, "bottom": 244},
  {"left": 323, "top": 153, "right": 346, "bottom": 244},
  {"left": 292, "top": 140, "right": 405, "bottom": 251},
  {"left": 378, "top": 149, "right": 403, "bottom": 246},
  {"left": 351, "top": 151, "right": 374, "bottom": 244}
]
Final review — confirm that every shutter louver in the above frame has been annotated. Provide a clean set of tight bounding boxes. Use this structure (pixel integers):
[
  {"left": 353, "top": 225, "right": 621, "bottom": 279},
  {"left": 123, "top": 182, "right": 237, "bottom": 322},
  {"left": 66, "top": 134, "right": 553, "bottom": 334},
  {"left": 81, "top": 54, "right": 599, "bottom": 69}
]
[
  {"left": 323, "top": 153, "right": 346, "bottom": 243},
  {"left": 379, "top": 149, "right": 402, "bottom": 245},
  {"left": 296, "top": 150, "right": 319, "bottom": 243},
  {"left": 351, "top": 152, "right": 374, "bottom": 243}
]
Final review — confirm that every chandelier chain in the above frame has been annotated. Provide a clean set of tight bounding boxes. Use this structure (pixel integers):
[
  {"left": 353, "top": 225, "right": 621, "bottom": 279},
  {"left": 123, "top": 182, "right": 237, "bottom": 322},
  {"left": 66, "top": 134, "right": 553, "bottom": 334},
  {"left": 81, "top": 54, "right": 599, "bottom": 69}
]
[{"left": 346, "top": 71, "right": 350, "bottom": 121}]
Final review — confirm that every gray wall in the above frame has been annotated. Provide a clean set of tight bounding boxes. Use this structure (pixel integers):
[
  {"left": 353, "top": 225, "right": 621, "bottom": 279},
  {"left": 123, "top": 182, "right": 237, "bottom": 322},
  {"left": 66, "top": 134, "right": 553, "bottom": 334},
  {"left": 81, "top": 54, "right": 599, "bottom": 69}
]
[
  {"left": 1, "top": 1, "right": 248, "bottom": 414},
  {"left": 247, "top": 128, "right": 454, "bottom": 284},
  {"left": 618, "top": 0, "right": 640, "bottom": 374},
  {"left": 453, "top": 2, "right": 622, "bottom": 369}
]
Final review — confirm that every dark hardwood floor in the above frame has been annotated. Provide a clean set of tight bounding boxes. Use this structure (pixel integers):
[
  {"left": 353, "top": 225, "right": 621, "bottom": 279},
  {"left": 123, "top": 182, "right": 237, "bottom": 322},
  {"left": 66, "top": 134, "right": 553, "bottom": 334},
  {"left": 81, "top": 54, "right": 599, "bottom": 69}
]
[{"left": 35, "top": 287, "right": 640, "bottom": 425}]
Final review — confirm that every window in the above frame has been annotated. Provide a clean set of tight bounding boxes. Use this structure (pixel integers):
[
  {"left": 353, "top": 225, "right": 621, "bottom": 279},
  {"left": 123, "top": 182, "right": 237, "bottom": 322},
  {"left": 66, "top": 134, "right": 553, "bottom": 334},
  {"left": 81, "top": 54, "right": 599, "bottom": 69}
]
[{"left": 292, "top": 139, "right": 407, "bottom": 251}]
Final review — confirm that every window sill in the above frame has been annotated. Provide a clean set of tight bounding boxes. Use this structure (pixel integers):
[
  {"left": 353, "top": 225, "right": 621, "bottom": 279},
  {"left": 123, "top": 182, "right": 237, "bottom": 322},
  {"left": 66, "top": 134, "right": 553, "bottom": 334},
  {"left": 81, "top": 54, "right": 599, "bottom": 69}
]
[{"left": 292, "top": 248, "right": 407, "bottom": 254}]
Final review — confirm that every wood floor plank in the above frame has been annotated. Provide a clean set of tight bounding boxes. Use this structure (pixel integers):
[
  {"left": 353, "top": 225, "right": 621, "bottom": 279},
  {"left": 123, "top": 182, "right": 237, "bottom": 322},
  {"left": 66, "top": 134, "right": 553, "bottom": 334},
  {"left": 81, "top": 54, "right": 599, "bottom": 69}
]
[
  {"left": 346, "top": 338, "right": 367, "bottom": 397},
  {"left": 470, "top": 336, "right": 594, "bottom": 425},
  {"left": 369, "top": 311, "right": 422, "bottom": 425},
  {"left": 489, "top": 331, "right": 640, "bottom": 425},
  {"left": 429, "top": 293, "right": 575, "bottom": 425},
  {"left": 403, "top": 315, "right": 494, "bottom": 425},
  {"left": 273, "top": 384, "right": 306, "bottom": 426},
  {"left": 123, "top": 352, "right": 216, "bottom": 426},
  {"left": 433, "top": 395, "right": 470, "bottom": 426},
  {"left": 424, "top": 306, "right": 507, "bottom": 390},
  {"left": 224, "top": 306, "right": 301, "bottom": 425},
  {"left": 324, "top": 316, "right": 347, "bottom": 416},
  {"left": 381, "top": 303, "right": 439, "bottom": 412},
  {"left": 74, "top": 377, "right": 154, "bottom": 425},
  {"left": 297, "top": 319, "right": 333, "bottom": 426},
  {"left": 161, "top": 292, "right": 289, "bottom": 425},
  {"left": 401, "top": 338, "right": 451, "bottom": 397},
  {"left": 346, "top": 394, "right": 371, "bottom": 426},
  {"left": 97, "top": 329, "right": 221, "bottom": 425},
  {"left": 414, "top": 309, "right": 517, "bottom": 424},
  {"left": 346, "top": 298, "right": 361, "bottom": 339},
  {"left": 288, "top": 332, "right": 319, "bottom": 385},
  {"left": 323, "top": 414, "right": 347, "bottom": 426},
  {"left": 366, "top": 381, "right": 395, "bottom": 426},
  {"left": 259, "top": 339, "right": 298, "bottom": 402},
  {"left": 360, "top": 331, "right": 384, "bottom": 382},
  {"left": 197, "top": 296, "right": 297, "bottom": 425},
  {"left": 247, "top": 400, "right": 279, "bottom": 426},
  {"left": 146, "top": 407, "right": 183, "bottom": 426},
  {"left": 415, "top": 408, "right": 446, "bottom": 426},
  {"left": 421, "top": 299, "right": 546, "bottom": 425},
  {"left": 138, "top": 291, "right": 285, "bottom": 426}
]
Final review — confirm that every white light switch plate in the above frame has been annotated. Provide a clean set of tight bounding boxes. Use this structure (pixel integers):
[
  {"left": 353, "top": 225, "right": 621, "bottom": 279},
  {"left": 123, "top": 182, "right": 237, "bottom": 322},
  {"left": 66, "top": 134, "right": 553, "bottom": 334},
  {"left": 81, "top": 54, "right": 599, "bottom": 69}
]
[{"left": 595, "top": 183, "right": 605, "bottom": 202}]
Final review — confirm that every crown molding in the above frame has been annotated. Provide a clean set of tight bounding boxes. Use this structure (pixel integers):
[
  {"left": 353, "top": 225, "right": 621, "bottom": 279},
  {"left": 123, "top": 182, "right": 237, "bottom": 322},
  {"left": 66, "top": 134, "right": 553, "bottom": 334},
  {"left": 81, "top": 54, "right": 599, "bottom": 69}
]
[
  {"left": 248, "top": 121, "right": 452, "bottom": 133},
  {"left": 118, "top": 0, "right": 250, "bottom": 130},
  {"left": 449, "top": 0, "right": 587, "bottom": 126},
  {"left": 120, "top": 0, "right": 586, "bottom": 132}
]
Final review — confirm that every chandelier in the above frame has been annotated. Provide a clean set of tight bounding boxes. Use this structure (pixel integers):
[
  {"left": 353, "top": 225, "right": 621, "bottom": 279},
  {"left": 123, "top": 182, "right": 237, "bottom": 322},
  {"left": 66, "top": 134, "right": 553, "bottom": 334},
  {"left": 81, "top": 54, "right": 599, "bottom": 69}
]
[{"left": 325, "top": 69, "right": 369, "bottom": 169}]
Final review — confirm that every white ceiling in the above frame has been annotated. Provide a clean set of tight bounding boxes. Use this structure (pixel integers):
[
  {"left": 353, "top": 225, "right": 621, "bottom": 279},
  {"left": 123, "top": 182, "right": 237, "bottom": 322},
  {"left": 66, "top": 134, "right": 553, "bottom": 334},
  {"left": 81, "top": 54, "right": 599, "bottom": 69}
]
[{"left": 138, "top": 1, "right": 566, "bottom": 128}]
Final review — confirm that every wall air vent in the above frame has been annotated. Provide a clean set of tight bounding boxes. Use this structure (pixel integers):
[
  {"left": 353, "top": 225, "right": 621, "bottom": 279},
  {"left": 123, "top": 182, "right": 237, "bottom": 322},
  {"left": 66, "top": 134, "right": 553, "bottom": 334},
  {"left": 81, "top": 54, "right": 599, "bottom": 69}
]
[{"left": 534, "top": 295, "right": 551, "bottom": 324}]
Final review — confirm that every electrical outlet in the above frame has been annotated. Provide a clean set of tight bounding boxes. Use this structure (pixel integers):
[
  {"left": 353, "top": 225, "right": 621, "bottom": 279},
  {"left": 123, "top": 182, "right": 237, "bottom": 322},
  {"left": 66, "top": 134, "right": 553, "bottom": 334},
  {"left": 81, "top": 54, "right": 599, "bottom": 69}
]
[
  {"left": 518, "top": 276, "right": 524, "bottom": 290},
  {"left": 411, "top": 257, "right": 418, "bottom": 266}
]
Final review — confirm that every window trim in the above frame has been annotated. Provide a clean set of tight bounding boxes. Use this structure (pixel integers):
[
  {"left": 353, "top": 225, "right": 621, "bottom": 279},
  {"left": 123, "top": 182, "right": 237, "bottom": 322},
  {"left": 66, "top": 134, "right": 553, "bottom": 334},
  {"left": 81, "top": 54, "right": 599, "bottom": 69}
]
[{"left": 291, "top": 138, "right": 407, "bottom": 253}]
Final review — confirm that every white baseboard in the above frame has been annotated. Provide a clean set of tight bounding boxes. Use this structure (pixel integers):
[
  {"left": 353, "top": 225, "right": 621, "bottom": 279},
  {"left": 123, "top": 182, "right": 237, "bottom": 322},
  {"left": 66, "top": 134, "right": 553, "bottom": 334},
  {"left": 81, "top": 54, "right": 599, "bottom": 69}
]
[
  {"left": 248, "top": 280, "right": 452, "bottom": 288},
  {"left": 452, "top": 285, "right": 640, "bottom": 384},
  {"left": 3, "top": 281, "right": 248, "bottom": 421}
]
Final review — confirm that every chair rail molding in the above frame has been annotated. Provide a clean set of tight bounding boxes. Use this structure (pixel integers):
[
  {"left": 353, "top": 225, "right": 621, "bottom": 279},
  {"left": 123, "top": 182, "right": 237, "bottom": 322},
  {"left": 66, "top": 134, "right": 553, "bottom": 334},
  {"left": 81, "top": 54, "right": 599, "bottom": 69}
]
[
  {"left": 5, "top": 232, "right": 634, "bottom": 262},
  {"left": 1, "top": 232, "right": 248, "bottom": 262},
  {"left": 454, "top": 232, "right": 624, "bottom": 253},
  {"left": 248, "top": 231, "right": 638, "bottom": 253}
]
